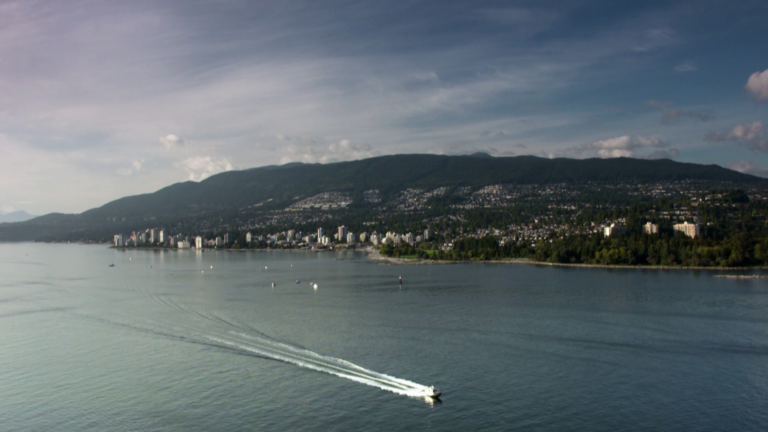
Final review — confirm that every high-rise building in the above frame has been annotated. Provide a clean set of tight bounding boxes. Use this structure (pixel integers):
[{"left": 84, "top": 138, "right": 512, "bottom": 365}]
[
  {"left": 673, "top": 221, "right": 700, "bottom": 238},
  {"left": 604, "top": 224, "right": 626, "bottom": 237},
  {"left": 195, "top": 236, "right": 203, "bottom": 249},
  {"left": 317, "top": 228, "right": 324, "bottom": 239},
  {"left": 287, "top": 230, "right": 296, "bottom": 241},
  {"left": 643, "top": 222, "right": 659, "bottom": 235},
  {"left": 223, "top": 233, "right": 231, "bottom": 244},
  {"left": 338, "top": 226, "right": 348, "bottom": 241},
  {"left": 149, "top": 229, "right": 156, "bottom": 243},
  {"left": 347, "top": 233, "right": 356, "bottom": 243},
  {"left": 246, "top": 232, "right": 253, "bottom": 243},
  {"left": 359, "top": 232, "right": 368, "bottom": 243},
  {"left": 424, "top": 228, "right": 434, "bottom": 240},
  {"left": 215, "top": 237, "right": 223, "bottom": 247},
  {"left": 113, "top": 233, "right": 123, "bottom": 247}
]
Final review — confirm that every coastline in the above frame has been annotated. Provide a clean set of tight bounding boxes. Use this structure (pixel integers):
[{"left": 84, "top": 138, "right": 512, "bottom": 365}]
[
  {"left": 109, "top": 245, "right": 768, "bottom": 272},
  {"left": 363, "top": 249, "right": 768, "bottom": 271}
]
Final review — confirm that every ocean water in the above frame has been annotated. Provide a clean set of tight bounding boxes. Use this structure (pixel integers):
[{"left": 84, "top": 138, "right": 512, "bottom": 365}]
[{"left": 2, "top": 243, "right": 768, "bottom": 431}]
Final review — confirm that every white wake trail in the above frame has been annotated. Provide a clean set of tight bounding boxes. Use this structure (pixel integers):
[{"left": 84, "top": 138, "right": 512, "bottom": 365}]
[{"left": 206, "top": 334, "right": 434, "bottom": 398}]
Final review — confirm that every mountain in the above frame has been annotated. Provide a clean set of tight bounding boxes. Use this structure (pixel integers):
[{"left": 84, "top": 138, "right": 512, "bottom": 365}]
[
  {"left": 0, "top": 211, "right": 36, "bottom": 223},
  {"left": 0, "top": 154, "right": 763, "bottom": 241}
]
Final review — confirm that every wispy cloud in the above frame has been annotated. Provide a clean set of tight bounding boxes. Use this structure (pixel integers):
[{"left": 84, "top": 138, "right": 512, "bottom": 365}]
[
  {"left": 646, "top": 100, "right": 714, "bottom": 125},
  {"left": 726, "top": 160, "right": 768, "bottom": 177},
  {"left": 674, "top": 61, "right": 697, "bottom": 72},
  {"left": 705, "top": 121, "right": 767, "bottom": 151}
]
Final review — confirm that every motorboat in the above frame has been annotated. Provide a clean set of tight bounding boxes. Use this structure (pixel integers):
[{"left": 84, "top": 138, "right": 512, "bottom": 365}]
[
  {"left": 423, "top": 386, "right": 441, "bottom": 398},
  {"left": 108, "top": 263, "right": 115, "bottom": 267}
]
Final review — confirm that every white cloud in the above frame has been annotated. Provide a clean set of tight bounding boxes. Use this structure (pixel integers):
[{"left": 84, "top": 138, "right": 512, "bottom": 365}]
[
  {"left": 545, "top": 135, "right": 677, "bottom": 160},
  {"left": 726, "top": 160, "right": 768, "bottom": 178},
  {"left": 176, "top": 156, "right": 234, "bottom": 181},
  {"left": 745, "top": 70, "right": 768, "bottom": 102},
  {"left": 160, "top": 134, "right": 184, "bottom": 149},
  {"left": 587, "top": 135, "right": 672, "bottom": 158},
  {"left": 1, "top": 205, "right": 14, "bottom": 215},
  {"left": 117, "top": 159, "right": 145, "bottom": 176},
  {"left": 706, "top": 121, "right": 767, "bottom": 151},
  {"left": 279, "top": 138, "right": 376, "bottom": 164}
]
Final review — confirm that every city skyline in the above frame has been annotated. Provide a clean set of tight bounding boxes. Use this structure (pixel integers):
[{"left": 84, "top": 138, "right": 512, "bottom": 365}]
[{"left": 1, "top": 0, "right": 767, "bottom": 215}]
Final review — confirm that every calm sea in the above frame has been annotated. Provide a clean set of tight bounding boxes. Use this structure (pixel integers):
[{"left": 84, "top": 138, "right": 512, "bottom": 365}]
[{"left": 2, "top": 243, "right": 767, "bottom": 431}]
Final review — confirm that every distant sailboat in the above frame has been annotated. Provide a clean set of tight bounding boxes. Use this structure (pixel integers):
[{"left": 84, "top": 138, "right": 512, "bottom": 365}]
[{"left": 399, "top": 275, "right": 402, "bottom": 285}]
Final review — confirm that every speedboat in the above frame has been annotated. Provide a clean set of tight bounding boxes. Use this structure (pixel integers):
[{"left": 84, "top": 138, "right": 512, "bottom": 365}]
[{"left": 423, "top": 386, "right": 441, "bottom": 398}]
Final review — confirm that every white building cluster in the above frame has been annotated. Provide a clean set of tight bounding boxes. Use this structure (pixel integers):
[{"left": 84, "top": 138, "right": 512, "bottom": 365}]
[{"left": 114, "top": 225, "right": 438, "bottom": 250}]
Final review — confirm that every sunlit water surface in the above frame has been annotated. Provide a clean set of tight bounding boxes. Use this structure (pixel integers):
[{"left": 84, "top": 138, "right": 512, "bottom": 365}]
[{"left": 2, "top": 243, "right": 768, "bottom": 431}]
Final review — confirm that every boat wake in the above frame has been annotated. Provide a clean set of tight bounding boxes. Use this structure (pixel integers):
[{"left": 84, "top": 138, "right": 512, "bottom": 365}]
[
  {"left": 204, "top": 331, "right": 434, "bottom": 398},
  {"left": 81, "top": 282, "right": 439, "bottom": 400}
]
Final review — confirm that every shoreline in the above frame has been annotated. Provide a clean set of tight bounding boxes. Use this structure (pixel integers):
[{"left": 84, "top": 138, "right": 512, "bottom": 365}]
[
  {"left": 110, "top": 245, "right": 768, "bottom": 272},
  {"left": 364, "top": 249, "right": 768, "bottom": 271}
]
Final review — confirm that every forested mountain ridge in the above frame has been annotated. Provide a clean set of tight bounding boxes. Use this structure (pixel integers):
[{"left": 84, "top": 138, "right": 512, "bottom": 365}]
[{"left": 0, "top": 154, "right": 763, "bottom": 242}]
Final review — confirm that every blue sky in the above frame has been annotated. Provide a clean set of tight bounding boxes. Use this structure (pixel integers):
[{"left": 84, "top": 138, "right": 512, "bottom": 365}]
[{"left": 1, "top": 0, "right": 767, "bottom": 214}]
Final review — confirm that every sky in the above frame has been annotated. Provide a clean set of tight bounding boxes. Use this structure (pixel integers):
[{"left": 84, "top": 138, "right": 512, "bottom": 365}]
[{"left": 1, "top": 0, "right": 767, "bottom": 215}]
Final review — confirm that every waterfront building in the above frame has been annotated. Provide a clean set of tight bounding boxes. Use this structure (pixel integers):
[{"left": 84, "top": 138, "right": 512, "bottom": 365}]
[
  {"left": 246, "top": 232, "right": 252, "bottom": 243},
  {"left": 150, "top": 229, "right": 156, "bottom": 243},
  {"left": 318, "top": 228, "right": 324, "bottom": 239},
  {"left": 347, "top": 233, "right": 356, "bottom": 243},
  {"left": 223, "top": 233, "right": 231, "bottom": 244},
  {"left": 113, "top": 233, "right": 123, "bottom": 247},
  {"left": 215, "top": 237, "right": 222, "bottom": 247},
  {"left": 370, "top": 233, "right": 380, "bottom": 246},
  {"left": 195, "top": 236, "right": 203, "bottom": 249},
  {"left": 359, "top": 232, "right": 368, "bottom": 243},
  {"left": 287, "top": 230, "right": 296, "bottom": 241},
  {"left": 338, "top": 226, "right": 348, "bottom": 242},
  {"left": 424, "top": 228, "right": 434, "bottom": 240},
  {"left": 159, "top": 230, "right": 165, "bottom": 243},
  {"left": 673, "top": 221, "right": 700, "bottom": 238}
]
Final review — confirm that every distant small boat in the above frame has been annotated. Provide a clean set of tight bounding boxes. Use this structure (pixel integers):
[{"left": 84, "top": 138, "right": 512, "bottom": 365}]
[
  {"left": 271, "top": 282, "right": 276, "bottom": 287},
  {"left": 296, "top": 280, "right": 301, "bottom": 284},
  {"left": 399, "top": 275, "right": 402, "bottom": 285},
  {"left": 313, "top": 283, "right": 318, "bottom": 290},
  {"left": 108, "top": 263, "right": 115, "bottom": 267}
]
